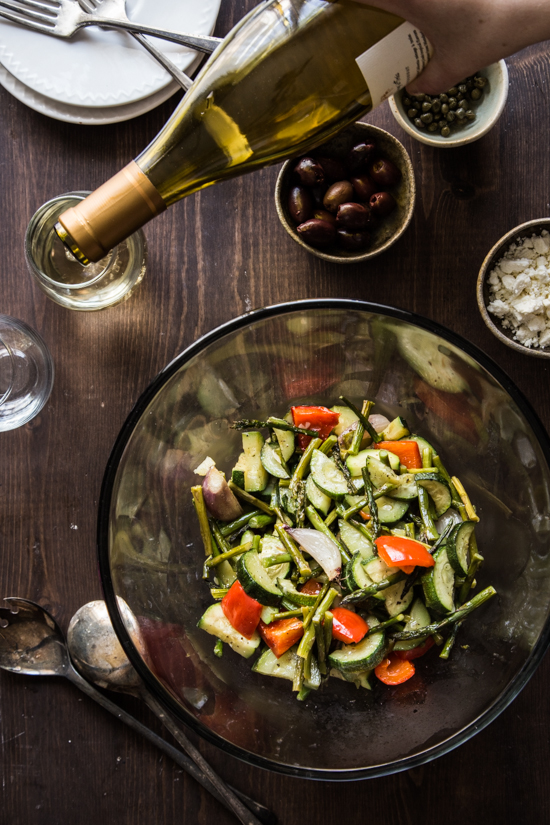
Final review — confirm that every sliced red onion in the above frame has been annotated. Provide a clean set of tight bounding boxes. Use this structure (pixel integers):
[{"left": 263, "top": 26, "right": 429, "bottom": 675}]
[
  {"left": 369, "top": 413, "right": 390, "bottom": 433},
  {"left": 285, "top": 527, "right": 341, "bottom": 580},
  {"left": 435, "top": 508, "right": 462, "bottom": 534}
]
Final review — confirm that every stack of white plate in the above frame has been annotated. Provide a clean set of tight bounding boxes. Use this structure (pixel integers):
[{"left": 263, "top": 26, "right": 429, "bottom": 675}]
[{"left": 0, "top": 0, "right": 221, "bottom": 124}]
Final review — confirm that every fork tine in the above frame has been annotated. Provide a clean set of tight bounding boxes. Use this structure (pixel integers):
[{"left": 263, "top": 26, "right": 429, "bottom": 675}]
[
  {"left": 0, "top": 4, "right": 54, "bottom": 28},
  {"left": 0, "top": 0, "right": 56, "bottom": 25},
  {"left": 2, "top": 0, "right": 58, "bottom": 13}
]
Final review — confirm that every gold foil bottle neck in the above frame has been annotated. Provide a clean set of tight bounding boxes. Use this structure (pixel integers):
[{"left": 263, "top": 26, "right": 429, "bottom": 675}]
[{"left": 55, "top": 161, "right": 166, "bottom": 264}]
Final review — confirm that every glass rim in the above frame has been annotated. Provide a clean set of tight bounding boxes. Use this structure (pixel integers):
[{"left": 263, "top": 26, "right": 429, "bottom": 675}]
[
  {"left": 25, "top": 191, "right": 115, "bottom": 290},
  {"left": 96, "top": 298, "right": 550, "bottom": 781}
]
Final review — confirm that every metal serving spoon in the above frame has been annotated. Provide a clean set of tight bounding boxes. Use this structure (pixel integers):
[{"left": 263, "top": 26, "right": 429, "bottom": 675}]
[{"left": 0, "top": 598, "right": 273, "bottom": 825}]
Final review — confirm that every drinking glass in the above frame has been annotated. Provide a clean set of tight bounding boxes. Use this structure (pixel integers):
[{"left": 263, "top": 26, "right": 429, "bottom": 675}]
[
  {"left": 0, "top": 315, "right": 54, "bottom": 431},
  {"left": 25, "top": 192, "right": 147, "bottom": 311}
]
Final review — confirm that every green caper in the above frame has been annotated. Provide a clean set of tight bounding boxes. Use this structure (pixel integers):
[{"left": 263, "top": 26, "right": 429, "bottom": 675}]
[
  {"left": 420, "top": 112, "right": 433, "bottom": 124},
  {"left": 456, "top": 107, "right": 467, "bottom": 120},
  {"left": 413, "top": 93, "right": 426, "bottom": 101},
  {"left": 431, "top": 99, "right": 441, "bottom": 113},
  {"left": 449, "top": 97, "right": 458, "bottom": 109},
  {"left": 447, "top": 86, "right": 458, "bottom": 96},
  {"left": 403, "top": 97, "right": 412, "bottom": 107},
  {"left": 441, "top": 103, "right": 449, "bottom": 115},
  {"left": 440, "top": 94, "right": 449, "bottom": 103},
  {"left": 428, "top": 122, "right": 439, "bottom": 132},
  {"left": 470, "top": 88, "right": 482, "bottom": 100},
  {"left": 458, "top": 84, "right": 468, "bottom": 95},
  {"left": 408, "top": 108, "right": 419, "bottom": 119},
  {"left": 465, "top": 109, "right": 476, "bottom": 121},
  {"left": 446, "top": 110, "right": 456, "bottom": 122},
  {"left": 414, "top": 118, "right": 425, "bottom": 129},
  {"left": 474, "top": 75, "right": 487, "bottom": 88},
  {"left": 440, "top": 125, "right": 451, "bottom": 137},
  {"left": 422, "top": 101, "right": 432, "bottom": 112}
]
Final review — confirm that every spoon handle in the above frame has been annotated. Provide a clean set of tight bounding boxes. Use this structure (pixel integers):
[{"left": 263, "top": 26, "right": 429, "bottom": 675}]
[
  {"left": 142, "top": 690, "right": 264, "bottom": 825},
  {"left": 65, "top": 667, "right": 274, "bottom": 825}
]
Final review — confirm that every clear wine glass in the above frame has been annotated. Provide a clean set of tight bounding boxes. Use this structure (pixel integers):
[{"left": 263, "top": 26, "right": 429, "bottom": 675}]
[
  {"left": 25, "top": 192, "right": 147, "bottom": 311},
  {"left": 0, "top": 316, "right": 54, "bottom": 431}
]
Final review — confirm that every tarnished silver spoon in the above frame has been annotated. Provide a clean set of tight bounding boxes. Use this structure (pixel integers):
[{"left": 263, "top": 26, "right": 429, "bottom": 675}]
[{"left": 0, "top": 598, "right": 273, "bottom": 825}]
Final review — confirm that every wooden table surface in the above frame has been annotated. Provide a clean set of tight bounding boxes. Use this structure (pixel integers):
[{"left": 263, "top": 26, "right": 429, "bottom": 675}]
[{"left": 2, "top": 3, "right": 550, "bottom": 823}]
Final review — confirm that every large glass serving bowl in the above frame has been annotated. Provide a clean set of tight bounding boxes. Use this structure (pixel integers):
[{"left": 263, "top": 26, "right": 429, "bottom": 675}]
[{"left": 98, "top": 300, "right": 550, "bottom": 779}]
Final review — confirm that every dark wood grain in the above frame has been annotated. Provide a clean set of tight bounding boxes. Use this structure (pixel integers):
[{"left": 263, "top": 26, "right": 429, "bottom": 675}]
[{"left": 1, "top": 3, "right": 550, "bottom": 823}]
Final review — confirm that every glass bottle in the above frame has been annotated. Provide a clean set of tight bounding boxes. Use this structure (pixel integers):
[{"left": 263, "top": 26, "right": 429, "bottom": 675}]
[{"left": 56, "top": 0, "right": 431, "bottom": 264}]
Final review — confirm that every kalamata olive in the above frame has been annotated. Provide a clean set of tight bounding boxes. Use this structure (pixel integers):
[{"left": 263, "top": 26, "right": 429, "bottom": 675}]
[
  {"left": 323, "top": 180, "right": 354, "bottom": 213},
  {"left": 313, "top": 208, "right": 336, "bottom": 226},
  {"left": 336, "top": 229, "right": 370, "bottom": 251},
  {"left": 350, "top": 174, "right": 377, "bottom": 202},
  {"left": 288, "top": 185, "right": 313, "bottom": 224},
  {"left": 316, "top": 156, "right": 348, "bottom": 182},
  {"left": 335, "top": 202, "right": 370, "bottom": 230},
  {"left": 297, "top": 219, "right": 336, "bottom": 247},
  {"left": 368, "top": 158, "right": 402, "bottom": 187},
  {"left": 346, "top": 142, "right": 377, "bottom": 172},
  {"left": 310, "top": 184, "right": 328, "bottom": 208},
  {"left": 369, "top": 191, "right": 397, "bottom": 217},
  {"left": 293, "top": 157, "right": 325, "bottom": 187}
]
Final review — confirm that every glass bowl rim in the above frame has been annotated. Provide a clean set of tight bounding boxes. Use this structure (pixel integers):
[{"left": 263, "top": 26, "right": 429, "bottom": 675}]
[{"left": 97, "top": 297, "right": 550, "bottom": 781}]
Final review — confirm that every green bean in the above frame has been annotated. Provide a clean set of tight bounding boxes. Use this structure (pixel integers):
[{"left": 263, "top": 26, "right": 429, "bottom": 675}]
[{"left": 219, "top": 509, "right": 263, "bottom": 537}]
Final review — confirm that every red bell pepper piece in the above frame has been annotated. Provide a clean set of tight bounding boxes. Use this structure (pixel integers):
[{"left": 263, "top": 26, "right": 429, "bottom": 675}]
[
  {"left": 330, "top": 607, "right": 369, "bottom": 644},
  {"left": 375, "top": 535, "right": 435, "bottom": 573},
  {"left": 374, "top": 653, "right": 415, "bottom": 685},
  {"left": 258, "top": 617, "right": 304, "bottom": 658},
  {"left": 221, "top": 581, "right": 262, "bottom": 639},
  {"left": 375, "top": 440, "right": 422, "bottom": 470},
  {"left": 393, "top": 636, "right": 435, "bottom": 661},
  {"left": 299, "top": 579, "right": 323, "bottom": 596},
  {"left": 291, "top": 405, "right": 341, "bottom": 449}
]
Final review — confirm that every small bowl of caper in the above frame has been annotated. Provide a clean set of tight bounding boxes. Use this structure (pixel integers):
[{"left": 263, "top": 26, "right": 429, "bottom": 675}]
[
  {"left": 388, "top": 60, "right": 509, "bottom": 148},
  {"left": 275, "top": 121, "right": 415, "bottom": 263}
]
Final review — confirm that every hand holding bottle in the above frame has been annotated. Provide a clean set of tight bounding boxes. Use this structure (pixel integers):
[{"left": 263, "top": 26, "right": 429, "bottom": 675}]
[{"left": 364, "top": 0, "right": 550, "bottom": 94}]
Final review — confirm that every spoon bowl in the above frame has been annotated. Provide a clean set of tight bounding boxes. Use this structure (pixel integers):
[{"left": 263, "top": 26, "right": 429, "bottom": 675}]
[{"left": 0, "top": 597, "right": 69, "bottom": 677}]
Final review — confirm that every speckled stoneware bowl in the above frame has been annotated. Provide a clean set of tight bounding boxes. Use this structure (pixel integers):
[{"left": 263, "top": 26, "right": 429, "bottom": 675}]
[
  {"left": 477, "top": 218, "right": 550, "bottom": 359},
  {"left": 275, "top": 121, "right": 415, "bottom": 264},
  {"left": 389, "top": 60, "right": 509, "bottom": 149}
]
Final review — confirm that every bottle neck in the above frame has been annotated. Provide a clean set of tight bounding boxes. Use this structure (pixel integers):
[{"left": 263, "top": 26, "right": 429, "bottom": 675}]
[{"left": 56, "top": 161, "right": 166, "bottom": 265}]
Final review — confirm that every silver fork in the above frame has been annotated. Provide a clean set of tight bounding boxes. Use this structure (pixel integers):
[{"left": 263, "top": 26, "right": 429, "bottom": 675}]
[
  {"left": 0, "top": 0, "right": 222, "bottom": 52},
  {"left": 77, "top": 0, "right": 193, "bottom": 90}
]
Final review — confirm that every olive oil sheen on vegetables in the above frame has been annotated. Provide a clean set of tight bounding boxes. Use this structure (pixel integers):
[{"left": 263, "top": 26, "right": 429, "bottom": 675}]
[{"left": 56, "top": 0, "right": 431, "bottom": 264}]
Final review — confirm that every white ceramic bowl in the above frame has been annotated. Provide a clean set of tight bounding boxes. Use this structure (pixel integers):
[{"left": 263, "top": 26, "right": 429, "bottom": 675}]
[
  {"left": 389, "top": 60, "right": 509, "bottom": 148},
  {"left": 477, "top": 218, "right": 550, "bottom": 359}
]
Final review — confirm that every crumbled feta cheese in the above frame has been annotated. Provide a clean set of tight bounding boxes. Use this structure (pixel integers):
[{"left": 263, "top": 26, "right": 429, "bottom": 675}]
[
  {"left": 194, "top": 456, "right": 216, "bottom": 476},
  {"left": 487, "top": 230, "right": 550, "bottom": 348}
]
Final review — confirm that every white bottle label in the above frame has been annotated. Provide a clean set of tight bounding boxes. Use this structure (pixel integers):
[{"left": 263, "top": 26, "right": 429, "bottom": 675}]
[{"left": 355, "top": 21, "right": 433, "bottom": 109}]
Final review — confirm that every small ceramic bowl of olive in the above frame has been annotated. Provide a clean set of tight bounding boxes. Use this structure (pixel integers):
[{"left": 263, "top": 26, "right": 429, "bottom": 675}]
[
  {"left": 388, "top": 60, "right": 509, "bottom": 148},
  {"left": 275, "top": 121, "right": 415, "bottom": 264}
]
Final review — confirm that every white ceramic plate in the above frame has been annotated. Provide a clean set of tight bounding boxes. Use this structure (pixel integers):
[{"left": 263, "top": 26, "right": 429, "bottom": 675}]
[
  {"left": 0, "top": 0, "right": 220, "bottom": 107},
  {"left": 0, "top": 56, "right": 196, "bottom": 123}
]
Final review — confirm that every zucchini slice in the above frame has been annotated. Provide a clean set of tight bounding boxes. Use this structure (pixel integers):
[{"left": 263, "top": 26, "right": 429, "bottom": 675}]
[
  {"left": 272, "top": 426, "right": 295, "bottom": 462},
  {"left": 260, "top": 439, "right": 290, "bottom": 479},
  {"left": 310, "top": 449, "right": 348, "bottom": 500},
  {"left": 237, "top": 550, "right": 282, "bottom": 607},
  {"left": 345, "top": 551, "right": 375, "bottom": 592},
  {"left": 253, "top": 647, "right": 320, "bottom": 689},
  {"left": 393, "top": 597, "right": 432, "bottom": 651},
  {"left": 277, "top": 578, "right": 319, "bottom": 607},
  {"left": 380, "top": 416, "right": 410, "bottom": 441},
  {"left": 232, "top": 431, "right": 269, "bottom": 492},
  {"left": 415, "top": 472, "right": 452, "bottom": 517},
  {"left": 422, "top": 545, "right": 455, "bottom": 614},
  {"left": 338, "top": 518, "right": 373, "bottom": 557},
  {"left": 375, "top": 495, "right": 409, "bottom": 524},
  {"left": 330, "top": 405, "right": 359, "bottom": 436},
  {"left": 446, "top": 521, "right": 475, "bottom": 575},
  {"left": 329, "top": 667, "right": 372, "bottom": 690},
  {"left": 383, "top": 580, "right": 414, "bottom": 617},
  {"left": 363, "top": 555, "right": 400, "bottom": 584},
  {"left": 328, "top": 616, "right": 386, "bottom": 673},
  {"left": 259, "top": 534, "right": 290, "bottom": 580},
  {"left": 346, "top": 448, "right": 379, "bottom": 478},
  {"left": 197, "top": 603, "right": 260, "bottom": 658},
  {"left": 305, "top": 473, "right": 332, "bottom": 516}
]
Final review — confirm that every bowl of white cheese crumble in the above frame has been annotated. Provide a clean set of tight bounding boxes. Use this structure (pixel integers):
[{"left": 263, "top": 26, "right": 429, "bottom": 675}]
[{"left": 477, "top": 219, "right": 550, "bottom": 358}]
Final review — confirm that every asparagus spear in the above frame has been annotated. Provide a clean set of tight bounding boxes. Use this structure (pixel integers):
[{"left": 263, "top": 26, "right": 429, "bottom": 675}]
[{"left": 389, "top": 586, "right": 496, "bottom": 640}]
